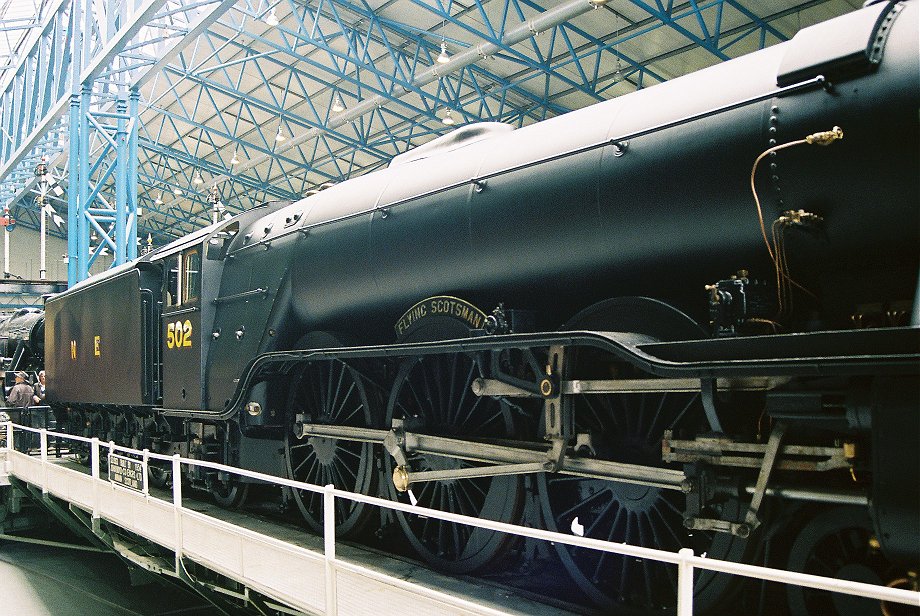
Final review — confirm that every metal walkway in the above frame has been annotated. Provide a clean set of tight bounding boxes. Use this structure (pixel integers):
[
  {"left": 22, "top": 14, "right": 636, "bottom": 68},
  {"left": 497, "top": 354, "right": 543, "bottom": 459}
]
[
  {"left": 1, "top": 423, "right": 918, "bottom": 616},
  {"left": 0, "top": 431, "right": 574, "bottom": 616}
]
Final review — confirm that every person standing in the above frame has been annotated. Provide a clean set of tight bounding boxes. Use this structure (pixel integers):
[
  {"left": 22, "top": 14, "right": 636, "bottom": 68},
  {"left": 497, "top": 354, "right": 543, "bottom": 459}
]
[
  {"left": 7, "top": 371, "right": 35, "bottom": 451},
  {"left": 7, "top": 372, "right": 33, "bottom": 409},
  {"left": 32, "top": 370, "right": 45, "bottom": 405}
]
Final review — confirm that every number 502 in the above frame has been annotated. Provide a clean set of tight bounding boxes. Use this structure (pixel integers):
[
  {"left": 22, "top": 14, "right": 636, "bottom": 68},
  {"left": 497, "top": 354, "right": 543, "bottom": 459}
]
[{"left": 166, "top": 320, "right": 193, "bottom": 349}]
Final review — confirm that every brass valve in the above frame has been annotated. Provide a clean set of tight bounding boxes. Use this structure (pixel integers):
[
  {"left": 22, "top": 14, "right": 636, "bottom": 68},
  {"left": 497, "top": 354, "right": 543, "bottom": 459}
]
[{"left": 805, "top": 126, "right": 843, "bottom": 146}]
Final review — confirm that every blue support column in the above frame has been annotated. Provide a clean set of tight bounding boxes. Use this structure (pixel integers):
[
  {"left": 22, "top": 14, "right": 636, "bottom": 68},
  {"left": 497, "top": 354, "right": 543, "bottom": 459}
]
[
  {"left": 78, "top": 86, "right": 91, "bottom": 282},
  {"left": 114, "top": 94, "right": 127, "bottom": 265},
  {"left": 67, "top": 0, "right": 84, "bottom": 288},
  {"left": 127, "top": 89, "right": 139, "bottom": 261},
  {"left": 67, "top": 92, "right": 80, "bottom": 286}
]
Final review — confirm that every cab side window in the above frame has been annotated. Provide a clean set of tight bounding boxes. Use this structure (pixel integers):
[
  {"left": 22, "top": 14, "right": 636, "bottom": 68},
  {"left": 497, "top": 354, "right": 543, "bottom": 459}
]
[
  {"left": 165, "top": 256, "right": 180, "bottom": 307},
  {"left": 183, "top": 248, "right": 201, "bottom": 303}
]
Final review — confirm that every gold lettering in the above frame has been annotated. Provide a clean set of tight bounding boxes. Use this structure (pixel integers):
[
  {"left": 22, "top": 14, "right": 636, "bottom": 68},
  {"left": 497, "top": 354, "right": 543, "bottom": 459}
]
[
  {"left": 395, "top": 296, "right": 487, "bottom": 337},
  {"left": 94, "top": 335, "right": 100, "bottom": 357},
  {"left": 183, "top": 320, "right": 193, "bottom": 347},
  {"left": 70, "top": 340, "right": 76, "bottom": 360}
]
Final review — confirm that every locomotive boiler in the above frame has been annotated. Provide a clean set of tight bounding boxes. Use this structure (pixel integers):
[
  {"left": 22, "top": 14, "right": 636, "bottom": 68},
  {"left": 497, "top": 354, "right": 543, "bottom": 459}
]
[
  {"left": 0, "top": 307, "right": 44, "bottom": 372},
  {"left": 38, "top": 1, "right": 919, "bottom": 613}
]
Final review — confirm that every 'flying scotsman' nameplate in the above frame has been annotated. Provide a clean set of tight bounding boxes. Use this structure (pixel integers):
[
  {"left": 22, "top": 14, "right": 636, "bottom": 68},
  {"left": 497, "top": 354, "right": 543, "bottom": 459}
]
[{"left": 108, "top": 453, "right": 144, "bottom": 492}]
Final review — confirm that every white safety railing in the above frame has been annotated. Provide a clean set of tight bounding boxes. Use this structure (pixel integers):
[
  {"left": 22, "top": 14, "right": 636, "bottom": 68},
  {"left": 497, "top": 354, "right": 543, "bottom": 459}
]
[{"left": 3, "top": 421, "right": 919, "bottom": 616}]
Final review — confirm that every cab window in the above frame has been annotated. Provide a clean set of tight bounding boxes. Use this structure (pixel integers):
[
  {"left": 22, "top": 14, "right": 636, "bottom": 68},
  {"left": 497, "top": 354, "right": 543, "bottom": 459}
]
[
  {"left": 165, "top": 255, "right": 180, "bottom": 307},
  {"left": 183, "top": 248, "right": 201, "bottom": 303}
]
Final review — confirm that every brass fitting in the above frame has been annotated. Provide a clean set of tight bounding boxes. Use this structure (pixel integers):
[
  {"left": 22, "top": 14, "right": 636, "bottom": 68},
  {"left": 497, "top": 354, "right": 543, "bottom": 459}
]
[
  {"left": 805, "top": 126, "right": 843, "bottom": 146},
  {"left": 843, "top": 442, "right": 857, "bottom": 459},
  {"left": 392, "top": 465, "right": 410, "bottom": 492}
]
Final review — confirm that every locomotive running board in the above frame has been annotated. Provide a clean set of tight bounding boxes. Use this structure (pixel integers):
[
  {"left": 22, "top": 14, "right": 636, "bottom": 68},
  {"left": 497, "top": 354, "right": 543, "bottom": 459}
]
[{"left": 160, "top": 326, "right": 920, "bottom": 420}]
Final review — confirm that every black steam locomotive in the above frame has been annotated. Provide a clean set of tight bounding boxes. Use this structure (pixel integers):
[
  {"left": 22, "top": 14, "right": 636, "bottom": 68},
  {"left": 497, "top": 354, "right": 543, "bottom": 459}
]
[{"left": 30, "top": 1, "right": 920, "bottom": 612}]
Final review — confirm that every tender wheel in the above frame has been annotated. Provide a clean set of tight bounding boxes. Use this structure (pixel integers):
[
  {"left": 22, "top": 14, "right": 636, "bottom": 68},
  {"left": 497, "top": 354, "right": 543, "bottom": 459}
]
[
  {"left": 147, "top": 464, "right": 171, "bottom": 489},
  {"left": 210, "top": 479, "right": 249, "bottom": 508},
  {"left": 146, "top": 416, "right": 172, "bottom": 488},
  {"left": 384, "top": 352, "right": 524, "bottom": 574},
  {"left": 285, "top": 360, "right": 376, "bottom": 537},
  {"left": 538, "top": 297, "right": 749, "bottom": 611},
  {"left": 787, "top": 506, "right": 898, "bottom": 616}
]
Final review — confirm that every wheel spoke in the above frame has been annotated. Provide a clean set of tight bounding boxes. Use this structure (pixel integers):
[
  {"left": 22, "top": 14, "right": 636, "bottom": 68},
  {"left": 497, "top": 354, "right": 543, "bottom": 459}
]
[
  {"left": 645, "top": 394, "right": 669, "bottom": 441},
  {"left": 386, "top": 353, "right": 522, "bottom": 572},
  {"left": 332, "top": 380, "right": 356, "bottom": 423},
  {"left": 556, "top": 486, "right": 610, "bottom": 522},
  {"left": 286, "top": 361, "right": 373, "bottom": 537},
  {"left": 539, "top": 332, "right": 740, "bottom": 611},
  {"left": 665, "top": 394, "right": 699, "bottom": 432}
]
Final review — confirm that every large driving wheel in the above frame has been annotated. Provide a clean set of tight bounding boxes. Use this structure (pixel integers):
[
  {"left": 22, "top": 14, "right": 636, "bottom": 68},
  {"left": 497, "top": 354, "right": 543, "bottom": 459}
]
[
  {"left": 384, "top": 352, "right": 524, "bottom": 573},
  {"left": 787, "top": 506, "right": 898, "bottom": 616},
  {"left": 285, "top": 360, "right": 376, "bottom": 537},
  {"left": 538, "top": 297, "right": 749, "bottom": 612}
]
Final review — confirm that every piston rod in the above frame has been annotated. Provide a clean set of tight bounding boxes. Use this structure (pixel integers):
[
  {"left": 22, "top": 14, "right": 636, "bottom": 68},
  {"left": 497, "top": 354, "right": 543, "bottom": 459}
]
[{"left": 297, "top": 423, "right": 689, "bottom": 491}]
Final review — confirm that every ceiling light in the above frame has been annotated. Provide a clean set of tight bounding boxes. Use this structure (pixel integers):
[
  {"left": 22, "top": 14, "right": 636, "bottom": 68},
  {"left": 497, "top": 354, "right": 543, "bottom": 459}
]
[
  {"left": 173, "top": 187, "right": 182, "bottom": 196},
  {"left": 437, "top": 41, "right": 450, "bottom": 64},
  {"left": 265, "top": 7, "right": 279, "bottom": 26},
  {"left": 193, "top": 170, "right": 204, "bottom": 186},
  {"left": 275, "top": 122, "right": 286, "bottom": 142},
  {"left": 441, "top": 109, "right": 456, "bottom": 126},
  {"left": 332, "top": 94, "right": 345, "bottom": 113},
  {"left": 230, "top": 149, "right": 239, "bottom": 166},
  {"left": 155, "top": 192, "right": 164, "bottom": 205}
]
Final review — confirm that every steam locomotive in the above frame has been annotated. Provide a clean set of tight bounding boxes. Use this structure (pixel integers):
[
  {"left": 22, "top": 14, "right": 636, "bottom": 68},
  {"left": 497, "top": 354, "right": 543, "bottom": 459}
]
[{"left": 24, "top": 1, "right": 920, "bottom": 612}]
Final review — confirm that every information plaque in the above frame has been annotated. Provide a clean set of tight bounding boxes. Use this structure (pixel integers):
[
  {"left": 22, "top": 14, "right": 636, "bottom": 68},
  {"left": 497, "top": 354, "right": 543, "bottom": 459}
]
[{"left": 108, "top": 453, "right": 144, "bottom": 492}]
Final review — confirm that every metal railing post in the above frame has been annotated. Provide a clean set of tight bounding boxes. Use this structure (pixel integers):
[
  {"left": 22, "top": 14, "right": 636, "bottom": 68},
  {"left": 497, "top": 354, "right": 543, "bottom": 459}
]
[
  {"left": 172, "top": 453, "right": 182, "bottom": 574},
  {"left": 324, "top": 483, "right": 338, "bottom": 616},
  {"left": 142, "top": 448, "right": 149, "bottom": 497},
  {"left": 40, "top": 428, "right": 48, "bottom": 494},
  {"left": 91, "top": 437, "right": 100, "bottom": 532},
  {"left": 677, "top": 547, "right": 694, "bottom": 616}
]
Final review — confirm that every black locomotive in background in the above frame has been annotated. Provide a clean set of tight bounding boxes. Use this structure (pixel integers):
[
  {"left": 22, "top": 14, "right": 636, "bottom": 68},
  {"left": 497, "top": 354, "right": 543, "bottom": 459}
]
[{"left": 10, "top": 1, "right": 920, "bottom": 613}]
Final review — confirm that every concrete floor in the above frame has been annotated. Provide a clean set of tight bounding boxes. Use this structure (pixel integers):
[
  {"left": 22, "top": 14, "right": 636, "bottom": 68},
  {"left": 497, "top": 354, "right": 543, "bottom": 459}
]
[{"left": 0, "top": 540, "right": 211, "bottom": 616}]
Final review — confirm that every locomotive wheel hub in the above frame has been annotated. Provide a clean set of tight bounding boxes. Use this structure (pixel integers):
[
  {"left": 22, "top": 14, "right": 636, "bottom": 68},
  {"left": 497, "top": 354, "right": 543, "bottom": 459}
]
[
  {"left": 606, "top": 440, "right": 662, "bottom": 512},
  {"left": 308, "top": 436, "right": 338, "bottom": 464}
]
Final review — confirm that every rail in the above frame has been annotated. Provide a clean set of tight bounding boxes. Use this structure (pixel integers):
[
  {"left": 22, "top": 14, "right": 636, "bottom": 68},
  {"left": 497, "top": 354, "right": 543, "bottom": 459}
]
[{"left": 2, "top": 421, "right": 918, "bottom": 616}]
